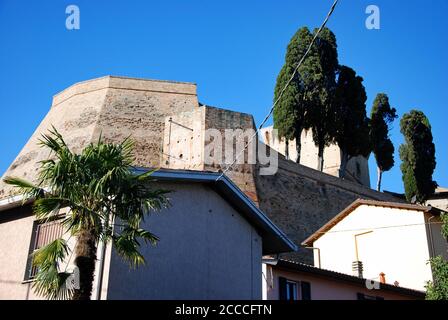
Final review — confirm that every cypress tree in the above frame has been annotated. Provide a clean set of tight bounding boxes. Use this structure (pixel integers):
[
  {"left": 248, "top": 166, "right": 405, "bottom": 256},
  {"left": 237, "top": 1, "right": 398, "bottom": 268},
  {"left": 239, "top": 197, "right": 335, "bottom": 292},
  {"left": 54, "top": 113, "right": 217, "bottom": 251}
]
[
  {"left": 334, "top": 66, "right": 371, "bottom": 178},
  {"left": 273, "top": 26, "right": 339, "bottom": 171},
  {"left": 399, "top": 110, "right": 437, "bottom": 203},
  {"left": 370, "top": 93, "right": 397, "bottom": 191},
  {"left": 307, "top": 27, "right": 339, "bottom": 171},
  {"left": 273, "top": 27, "right": 313, "bottom": 162}
]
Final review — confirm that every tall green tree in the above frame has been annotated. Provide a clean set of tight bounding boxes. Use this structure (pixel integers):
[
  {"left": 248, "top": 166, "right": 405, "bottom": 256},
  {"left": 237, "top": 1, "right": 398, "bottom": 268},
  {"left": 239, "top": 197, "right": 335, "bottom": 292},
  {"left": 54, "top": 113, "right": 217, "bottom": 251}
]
[
  {"left": 4, "top": 128, "right": 169, "bottom": 300},
  {"left": 306, "top": 27, "right": 339, "bottom": 171},
  {"left": 334, "top": 65, "right": 371, "bottom": 178},
  {"left": 370, "top": 93, "right": 397, "bottom": 191},
  {"left": 399, "top": 110, "right": 437, "bottom": 203},
  {"left": 273, "top": 27, "right": 313, "bottom": 162}
]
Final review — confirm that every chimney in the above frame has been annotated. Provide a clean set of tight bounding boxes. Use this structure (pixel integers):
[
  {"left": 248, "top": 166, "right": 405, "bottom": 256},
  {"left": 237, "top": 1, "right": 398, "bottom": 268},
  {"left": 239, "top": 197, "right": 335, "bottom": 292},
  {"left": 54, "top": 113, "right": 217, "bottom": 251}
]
[
  {"left": 352, "top": 260, "right": 363, "bottom": 278},
  {"left": 379, "top": 272, "right": 386, "bottom": 284}
]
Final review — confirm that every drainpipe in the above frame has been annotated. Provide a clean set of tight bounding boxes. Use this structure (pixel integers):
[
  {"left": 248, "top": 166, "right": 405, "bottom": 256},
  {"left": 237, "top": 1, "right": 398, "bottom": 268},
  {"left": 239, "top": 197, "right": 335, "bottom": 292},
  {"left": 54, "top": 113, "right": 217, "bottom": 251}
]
[
  {"left": 95, "top": 214, "right": 113, "bottom": 300},
  {"left": 353, "top": 231, "right": 373, "bottom": 278},
  {"left": 95, "top": 240, "right": 107, "bottom": 300},
  {"left": 427, "top": 215, "right": 436, "bottom": 258}
]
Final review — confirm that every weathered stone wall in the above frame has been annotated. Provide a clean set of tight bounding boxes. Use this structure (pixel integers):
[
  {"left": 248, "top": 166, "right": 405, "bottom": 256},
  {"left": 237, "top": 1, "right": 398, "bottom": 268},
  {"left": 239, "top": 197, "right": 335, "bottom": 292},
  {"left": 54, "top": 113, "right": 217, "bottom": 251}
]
[
  {"left": 260, "top": 126, "right": 371, "bottom": 187},
  {"left": 162, "top": 108, "right": 205, "bottom": 170},
  {"left": 203, "top": 106, "right": 259, "bottom": 203},
  {"left": 95, "top": 77, "right": 199, "bottom": 168},
  {"left": 255, "top": 145, "right": 404, "bottom": 264}
]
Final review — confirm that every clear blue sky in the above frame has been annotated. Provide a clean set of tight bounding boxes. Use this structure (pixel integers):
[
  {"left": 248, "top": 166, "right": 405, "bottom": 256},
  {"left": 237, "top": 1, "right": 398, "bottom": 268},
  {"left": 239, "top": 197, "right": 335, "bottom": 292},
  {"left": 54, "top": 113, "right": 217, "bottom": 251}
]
[{"left": 0, "top": 0, "right": 446, "bottom": 193}]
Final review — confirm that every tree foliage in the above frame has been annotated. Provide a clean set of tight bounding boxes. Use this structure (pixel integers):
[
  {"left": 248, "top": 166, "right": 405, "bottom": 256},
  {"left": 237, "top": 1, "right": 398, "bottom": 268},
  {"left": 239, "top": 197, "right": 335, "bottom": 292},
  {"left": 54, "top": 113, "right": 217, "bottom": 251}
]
[
  {"left": 399, "top": 110, "right": 437, "bottom": 203},
  {"left": 4, "top": 127, "right": 170, "bottom": 300},
  {"left": 426, "top": 256, "right": 448, "bottom": 300},
  {"left": 306, "top": 27, "right": 339, "bottom": 171},
  {"left": 426, "top": 212, "right": 448, "bottom": 300},
  {"left": 273, "top": 26, "right": 339, "bottom": 170},
  {"left": 334, "top": 65, "right": 370, "bottom": 178},
  {"left": 273, "top": 27, "right": 313, "bottom": 162},
  {"left": 370, "top": 93, "right": 397, "bottom": 191}
]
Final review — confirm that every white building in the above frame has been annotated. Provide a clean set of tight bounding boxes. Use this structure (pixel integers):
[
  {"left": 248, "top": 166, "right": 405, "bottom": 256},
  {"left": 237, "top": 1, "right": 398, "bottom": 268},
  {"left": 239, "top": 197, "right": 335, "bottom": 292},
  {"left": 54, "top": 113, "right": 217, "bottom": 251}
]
[{"left": 302, "top": 199, "right": 448, "bottom": 291}]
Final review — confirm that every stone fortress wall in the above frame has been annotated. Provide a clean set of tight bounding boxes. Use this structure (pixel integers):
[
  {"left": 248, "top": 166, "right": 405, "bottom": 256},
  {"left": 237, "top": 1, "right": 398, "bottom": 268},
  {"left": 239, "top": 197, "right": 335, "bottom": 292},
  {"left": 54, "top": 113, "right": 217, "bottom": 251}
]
[
  {"left": 260, "top": 127, "right": 371, "bottom": 187},
  {"left": 0, "top": 76, "right": 404, "bottom": 263}
]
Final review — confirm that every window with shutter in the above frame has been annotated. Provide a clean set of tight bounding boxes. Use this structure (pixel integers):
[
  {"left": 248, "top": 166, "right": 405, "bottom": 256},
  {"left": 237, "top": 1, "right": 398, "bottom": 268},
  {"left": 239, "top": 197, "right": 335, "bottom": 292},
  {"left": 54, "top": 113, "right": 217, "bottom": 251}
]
[
  {"left": 301, "top": 281, "right": 311, "bottom": 300},
  {"left": 24, "top": 218, "right": 64, "bottom": 280},
  {"left": 279, "top": 277, "right": 299, "bottom": 300}
]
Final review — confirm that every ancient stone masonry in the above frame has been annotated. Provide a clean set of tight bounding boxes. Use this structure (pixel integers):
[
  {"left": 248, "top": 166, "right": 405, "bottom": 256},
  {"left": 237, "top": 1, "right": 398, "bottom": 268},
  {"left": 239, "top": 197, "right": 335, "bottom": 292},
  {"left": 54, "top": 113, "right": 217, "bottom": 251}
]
[
  {"left": 0, "top": 76, "right": 199, "bottom": 198},
  {"left": 260, "top": 127, "right": 371, "bottom": 187},
  {"left": 0, "top": 76, "right": 404, "bottom": 264}
]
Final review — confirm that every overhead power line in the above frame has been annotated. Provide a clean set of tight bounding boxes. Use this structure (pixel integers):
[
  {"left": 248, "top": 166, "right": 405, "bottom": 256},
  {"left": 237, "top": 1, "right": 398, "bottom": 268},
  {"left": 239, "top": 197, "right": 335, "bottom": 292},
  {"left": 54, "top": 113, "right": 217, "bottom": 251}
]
[
  {"left": 316, "top": 220, "right": 443, "bottom": 235},
  {"left": 216, "top": 0, "right": 340, "bottom": 181}
]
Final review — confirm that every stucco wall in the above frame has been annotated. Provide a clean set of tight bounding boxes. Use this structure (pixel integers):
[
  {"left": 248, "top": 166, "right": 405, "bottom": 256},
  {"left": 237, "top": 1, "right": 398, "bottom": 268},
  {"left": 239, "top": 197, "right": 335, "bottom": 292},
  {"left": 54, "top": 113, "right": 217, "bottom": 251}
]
[
  {"left": 0, "top": 204, "right": 105, "bottom": 300},
  {"left": 104, "top": 182, "right": 263, "bottom": 300},
  {"left": 0, "top": 205, "right": 40, "bottom": 299},
  {"left": 425, "top": 213, "right": 448, "bottom": 260},
  {"left": 313, "top": 205, "right": 434, "bottom": 291},
  {"left": 263, "top": 265, "right": 420, "bottom": 300}
]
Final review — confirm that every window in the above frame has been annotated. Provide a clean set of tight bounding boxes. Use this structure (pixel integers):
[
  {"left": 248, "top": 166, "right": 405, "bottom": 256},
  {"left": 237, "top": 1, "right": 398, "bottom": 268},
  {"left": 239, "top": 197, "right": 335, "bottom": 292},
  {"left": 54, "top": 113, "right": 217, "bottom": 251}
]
[
  {"left": 279, "top": 277, "right": 298, "bottom": 300},
  {"left": 286, "top": 280, "right": 298, "bottom": 300},
  {"left": 279, "top": 277, "right": 311, "bottom": 300},
  {"left": 24, "top": 218, "right": 64, "bottom": 280}
]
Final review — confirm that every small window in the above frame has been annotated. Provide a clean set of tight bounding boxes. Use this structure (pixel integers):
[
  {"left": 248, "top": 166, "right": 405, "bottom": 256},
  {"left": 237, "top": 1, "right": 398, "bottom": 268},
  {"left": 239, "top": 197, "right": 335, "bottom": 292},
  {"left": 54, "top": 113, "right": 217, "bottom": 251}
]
[
  {"left": 24, "top": 218, "right": 64, "bottom": 280},
  {"left": 286, "top": 280, "right": 298, "bottom": 300}
]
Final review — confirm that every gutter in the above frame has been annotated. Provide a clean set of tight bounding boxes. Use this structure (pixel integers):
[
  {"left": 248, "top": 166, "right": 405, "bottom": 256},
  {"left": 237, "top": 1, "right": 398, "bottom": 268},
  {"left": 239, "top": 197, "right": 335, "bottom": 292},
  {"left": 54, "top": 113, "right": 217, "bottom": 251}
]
[{"left": 0, "top": 194, "right": 31, "bottom": 212}]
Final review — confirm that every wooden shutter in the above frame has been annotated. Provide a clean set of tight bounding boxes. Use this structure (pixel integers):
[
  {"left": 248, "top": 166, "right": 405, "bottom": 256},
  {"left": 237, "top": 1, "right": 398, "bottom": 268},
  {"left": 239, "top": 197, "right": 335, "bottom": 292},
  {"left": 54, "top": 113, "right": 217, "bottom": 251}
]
[
  {"left": 301, "top": 281, "right": 311, "bottom": 300},
  {"left": 278, "top": 277, "right": 287, "bottom": 300}
]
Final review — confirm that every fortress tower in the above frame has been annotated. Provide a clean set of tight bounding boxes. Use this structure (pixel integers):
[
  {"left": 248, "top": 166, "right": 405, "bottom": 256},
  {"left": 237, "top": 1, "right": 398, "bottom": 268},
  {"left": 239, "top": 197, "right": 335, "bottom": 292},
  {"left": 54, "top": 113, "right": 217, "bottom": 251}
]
[{"left": 0, "top": 76, "right": 259, "bottom": 203}]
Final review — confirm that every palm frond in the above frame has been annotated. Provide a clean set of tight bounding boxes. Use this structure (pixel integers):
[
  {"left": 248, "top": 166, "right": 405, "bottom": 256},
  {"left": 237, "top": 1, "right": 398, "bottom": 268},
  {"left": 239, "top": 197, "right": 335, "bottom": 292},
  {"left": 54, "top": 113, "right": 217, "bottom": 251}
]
[
  {"left": 33, "top": 197, "right": 68, "bottom": 221},
  {"left": 135, "top": 168, "right": 159, "bottom": 181},
  {"left": 31, "top": 238, "right": 72, "bottom": 300},
  {"left": 112, "top": 233, "right": 146, "bottom": 268},
  {"left": 32, "top": 238, "right": 69, "bottom": 266},
  {"left": 2, "top": 176, "right": 44, "bottom": 200},
  {"left": 38, "top": 126, "right": 69, "bottom": 154}
]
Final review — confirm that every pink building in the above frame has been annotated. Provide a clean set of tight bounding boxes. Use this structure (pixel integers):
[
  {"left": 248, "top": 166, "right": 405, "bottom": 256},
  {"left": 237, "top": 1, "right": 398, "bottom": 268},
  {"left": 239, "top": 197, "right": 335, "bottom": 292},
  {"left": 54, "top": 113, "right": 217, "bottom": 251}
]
[{"left": 263, "top": 259, "right": 425, "bottom": 300}]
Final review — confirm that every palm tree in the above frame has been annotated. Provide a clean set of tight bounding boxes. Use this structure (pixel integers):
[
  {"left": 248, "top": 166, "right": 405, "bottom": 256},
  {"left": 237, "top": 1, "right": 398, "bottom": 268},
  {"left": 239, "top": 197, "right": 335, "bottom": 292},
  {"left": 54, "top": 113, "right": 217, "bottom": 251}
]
[{"left": 4, "top": 127, "right": 169, "bottom": 300}]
